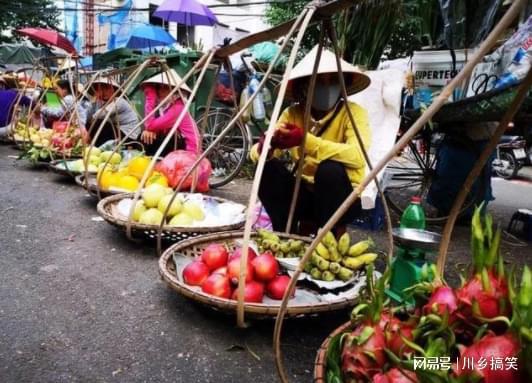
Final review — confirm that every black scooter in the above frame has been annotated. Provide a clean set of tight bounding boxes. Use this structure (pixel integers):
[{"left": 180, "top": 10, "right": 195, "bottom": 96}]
[{"left": 492, "top": 135, "right": 528, "bottom": 179}]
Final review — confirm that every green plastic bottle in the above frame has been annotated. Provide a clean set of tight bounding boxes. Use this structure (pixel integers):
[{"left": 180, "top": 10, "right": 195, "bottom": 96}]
[{"left": 400, "top": 196, "right": 426, "bottom": 230}]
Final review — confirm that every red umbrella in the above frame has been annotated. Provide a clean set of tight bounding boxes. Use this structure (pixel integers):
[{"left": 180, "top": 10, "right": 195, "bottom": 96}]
[{"left": 16, "top": 28, "right": 77, "bottom": 56}]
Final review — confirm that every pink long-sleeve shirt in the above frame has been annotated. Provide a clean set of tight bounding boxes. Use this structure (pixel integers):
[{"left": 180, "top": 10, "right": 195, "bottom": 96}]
[{"left": 144, "top": 85, "right": 201, "bottom": 153}]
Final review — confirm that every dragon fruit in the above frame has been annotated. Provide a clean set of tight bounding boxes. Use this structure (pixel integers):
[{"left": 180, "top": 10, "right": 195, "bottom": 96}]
[
  {"left": 342, "top": 265, "right": 389, "bottom": 380},
  {"left": 342, "top": 323, "right": 387, "bottom": 381},
  {"left": 454, "top": 332, "right": 523, "bottom": 382},
  {"left": 372, "top": 368, "right": 418, "bottom": 383},
  {"left": 455, "top": 207, "right": 511, "bottom": 329},
  {"left": 383, "top": 315, "right": 417, "bottom": 358},
  {"left": 423, "top": 285, "right": 459, "bottom": 322}
]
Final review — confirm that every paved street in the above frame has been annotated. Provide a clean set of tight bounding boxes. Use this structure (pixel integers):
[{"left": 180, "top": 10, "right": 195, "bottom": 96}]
[{"left": 0, "top": 144, "right": 530, "bottom": 383}]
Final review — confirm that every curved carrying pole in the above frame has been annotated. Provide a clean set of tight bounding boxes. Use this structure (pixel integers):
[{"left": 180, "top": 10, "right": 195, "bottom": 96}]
[
  {"left": 272, "top": 0, "right": 527, "bottom": 381},
  {"left": 285, "top": 25, "right": 325, "bottom": 233},
  {"left": 236, "top": 5, "right": 317, "bottom": 329},
  {"left": 326, "top": 20, "right": 394, "bottom": 261},
  {"left": 145, "top": 7, "right": 310, "bottom": 325},
  {"left": 159, "top": 10, "right": 307, "bottom": 207},
  {"left": 437, "top": 68, "right": 532, "bottom": 277},
  {"left": 125, "top": 50, "right": 216, "bottom": 242}
]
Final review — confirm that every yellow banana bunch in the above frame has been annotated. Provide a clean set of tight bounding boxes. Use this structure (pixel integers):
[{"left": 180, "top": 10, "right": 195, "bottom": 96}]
[
  {"left": 348, "top": 238, "right": 374, "bottom": 257},
  {"left": 342, "top": 253, "right": 378, "bottom": 270}
]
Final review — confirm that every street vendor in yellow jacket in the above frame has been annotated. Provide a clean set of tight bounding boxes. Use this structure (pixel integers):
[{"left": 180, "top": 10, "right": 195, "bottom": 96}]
[{"left": 250, "top": 46, "right": 371, "bottom": 235}]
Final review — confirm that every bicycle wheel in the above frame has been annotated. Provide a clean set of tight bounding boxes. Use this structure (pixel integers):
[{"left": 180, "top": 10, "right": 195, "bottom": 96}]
[
  {"left": 198, "top": 108, "right": 250, "bottom": 189},
  {"left": 385, "top": 134, "right": 482, "bottom": 224}
]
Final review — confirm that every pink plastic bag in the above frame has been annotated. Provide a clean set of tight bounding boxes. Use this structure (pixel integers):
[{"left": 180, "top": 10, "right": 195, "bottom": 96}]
[{"left": 155, "top": 150, "right": 212, "bottom": 192}]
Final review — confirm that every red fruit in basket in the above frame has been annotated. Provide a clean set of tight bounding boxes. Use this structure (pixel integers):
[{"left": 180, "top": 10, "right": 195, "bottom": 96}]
[
  {"left": 227, "top": 258, "right": 254, "bottom": 285},
  {"left": 201, "top": 243, "right": 229, "bottom": 271},
  {"left": 454, "top": 333, "right": 522, "bottom": 382},
  {"left": 212, "top": 266, "right": 227, "bottom": 276},
  {"left": 266, "top": 275, "right": 293, "bottom": 300},
  {"left": 201, "top": 273, "right": 232, "bottom": 299},
  {"left": 252, "top": 253, "right": 279, "bottom": 282},
  {"left": 229, "top": 246, "right": 257, "bottom": 263},
  {"left": 182, "top": 261, "right": 210, "bottom": 286},
  {"left": 231, "top": 281, "right": 264, "bottom": 303},
  {"left": 423, "top": 285, "right": 458, "bottom": 318},
  {"left": 372, "top": 368, "right": 418, "bottom": 383},
  {"left": 456, "top": 270, "right": 511, "bottom": 324},
  {"left": 383, "top": 318, "right": 416, "bottom": 358},
  {"left": 342, "top": 324, "right": 387, "bottom": 380}
]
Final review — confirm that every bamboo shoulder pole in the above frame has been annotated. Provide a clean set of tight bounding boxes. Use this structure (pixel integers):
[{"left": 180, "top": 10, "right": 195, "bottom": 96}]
[
  {"left": 124, "top": 51, "right": 215, "bottom": 242},
  {"left": 272, "top": 1, "right": 526, "bottom": 381},
  {"left": 285, "top": 27, "right": 325, "bottom": 233},
  {"left": 326, "top": 20, "right": 394, "bottom": 260},
  {"left": 436, "top": 69, "right": 532, "bottom": 277},
  {"left": 236, "top": 5, "right": 317, "bottom": 330}
]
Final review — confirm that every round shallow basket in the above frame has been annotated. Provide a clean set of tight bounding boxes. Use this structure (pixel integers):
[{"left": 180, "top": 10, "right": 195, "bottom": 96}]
[
  {"left": 97, "top": 193, "right": 247, "bottom": 242},
  {"left": 159, "top": 232, "right": 368, "bottom": 319},
  {"left": 75, "top": 174, "right": 119, "bottom": 197},
  {"left": 48, "top": 159, "right": 91, "bottom": 178},
  {"left": 314, "top": 321, "right": 352, "bottom": 383}
]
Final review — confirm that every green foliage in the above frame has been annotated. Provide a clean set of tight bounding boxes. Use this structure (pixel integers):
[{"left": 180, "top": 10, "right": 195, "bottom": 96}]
[
  {"left": 265, "top": 0, "right": 442, "bottom": 67},
  {"left": 384, "top": 0, "right": 441, "bottom": 60},
  {"left": 0, "top": 0, "right": 60, "bottom": 44}
]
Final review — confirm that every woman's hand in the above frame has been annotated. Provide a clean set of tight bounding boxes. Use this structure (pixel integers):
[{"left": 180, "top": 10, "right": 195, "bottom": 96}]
[
  {"left": 272, "top": 122, "right": 304, "bottom": 149},
  {"left": 141, "top": 130, "right": 157, "bottom": 145}
]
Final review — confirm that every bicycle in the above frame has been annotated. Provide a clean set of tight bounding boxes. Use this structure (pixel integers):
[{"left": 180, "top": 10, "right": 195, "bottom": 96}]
[{"left": 198, "top": 53, "right": 281, "bottom": 188}]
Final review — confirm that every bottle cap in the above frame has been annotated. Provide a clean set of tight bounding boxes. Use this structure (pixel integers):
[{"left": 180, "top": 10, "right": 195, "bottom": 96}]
[{"left": 411, "top": 196, "right": 421, "bottom": 204}]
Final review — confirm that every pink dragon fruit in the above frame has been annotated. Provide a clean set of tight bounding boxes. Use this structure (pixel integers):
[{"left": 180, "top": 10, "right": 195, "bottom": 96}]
[
  {"left": 383, "top": 315, "right": 417, "bottom": 358},
  {"left": 454, "top": 333, "right": 523, "bottom": 382},
  {"left": 423, "top": 285, "right": 460, "bottom": 326},
  {"left": 456, "top": 206, "right": 511, "bottom": 329},
  {"left": 342, "top": 323, "right": 387, "bottom": 381}
]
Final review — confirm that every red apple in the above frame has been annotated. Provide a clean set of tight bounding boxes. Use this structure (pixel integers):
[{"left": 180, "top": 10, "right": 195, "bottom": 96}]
[
  {"left": 201, "top": 273, "right": 232, "bottom": 299},
  {"left": 252, "top": 253, "right": 279, "bottom": 282},
  {"left": 266, "top": 275, "right": 294, "bottom": 300},
  {"left": 201, "top": 243, "right": 229, "bottom": 271},
  {"left": 227, "top": 258, "right": 254, "bottom": 285},
  {"left": 231, "top": 281, "right": 264, "bottom": 303},
  {"left": 182, "top": 261, "right": 210, "bottom": 286},
  {"left": 228, "top": 246, "right": 257, "bottom": 263}
]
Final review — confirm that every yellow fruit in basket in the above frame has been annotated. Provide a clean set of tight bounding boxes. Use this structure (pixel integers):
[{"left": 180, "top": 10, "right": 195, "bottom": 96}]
[
  {"left": 183, "top": 201, "right": 205, "bottom": 221},
  {"left": 41, "top": 139, "right": 50, "bottom": 147},
  {"left": 30, "top": 134, "right": 40, "bottom": 143},
  {"left": 139, "top": 208, "right": 164, "bottom": 225},
  {"left": 132, "top": 200, "right": 147, "bottom": 221},
  {"left": 128, "top": 156, "right": 152, "bottom": 180},
  {"left": 142, "top": 184, "right": 166, "bottom": 208},
  {"left": 168, "top": 213, "right": 193, "bottom": 227},
  {"left": 87, "top": 164, "right": 98, "bottom": 173},
  {"left": 146, "top": 172, "right": 169, "bottom": 187},
  {"left": 97, "top": 170, "right": 115, "bottom": 190},
  {"left": 109, "top": 152, "right": 122, "bottom": 165},
  {"left": 84, "top": 147, "right": 101, "bottom": 157},
  {"left": 89, "top": 155, "right": 101, "bottom": 165},
  {"left": 157, "top": 194, "right": 182, "bottom": 217},
  {"left": 117, "top": 175, "right": 139, "bottom": 192}
]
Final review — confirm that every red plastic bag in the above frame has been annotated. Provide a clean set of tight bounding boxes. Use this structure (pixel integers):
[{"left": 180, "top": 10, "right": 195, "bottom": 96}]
[{"left": 155, "top": 150, "right": 212, "bottom": 192}]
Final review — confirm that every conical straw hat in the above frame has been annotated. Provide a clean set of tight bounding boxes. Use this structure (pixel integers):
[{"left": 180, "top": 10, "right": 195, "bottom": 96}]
[
  {"left": 88, "top": 77, "right": 120, "bottom": 94},
  {"left": 286, "top": 45, "right": 370, "bottom": 99},
  {"left": 142, "top": 69, "right": 192, "bottom": 93}
]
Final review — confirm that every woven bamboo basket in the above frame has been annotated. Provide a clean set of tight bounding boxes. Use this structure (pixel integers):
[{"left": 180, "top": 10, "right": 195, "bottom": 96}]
[
  {"left": 97, "top": 193, "right": 247, "bottom": 242},
  {"left": 48, "top": 159, "right": 94, "bottom": 178},
  {"left": 159, "top": 231, "right": 369, "bottom": 318},
  {"left": 313, "top": 321, "right": 352, "bottom": 383},
  {"left": 75, "top": 174, "right": 121, "bottom": 197}
]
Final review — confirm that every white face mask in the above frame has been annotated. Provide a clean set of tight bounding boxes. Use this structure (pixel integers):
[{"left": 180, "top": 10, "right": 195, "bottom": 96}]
[{"left": 312, "top": 82, "right": 341, "bottom": 111}]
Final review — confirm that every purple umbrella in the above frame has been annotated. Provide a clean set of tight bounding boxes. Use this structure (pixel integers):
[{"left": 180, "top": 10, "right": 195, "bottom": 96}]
[{"left": 153, "top": 0, "right": 218, "bottom": 26}]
